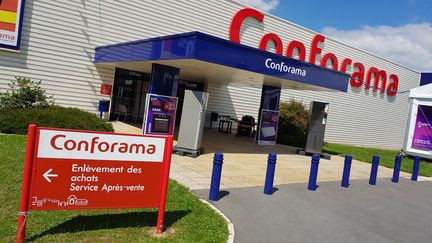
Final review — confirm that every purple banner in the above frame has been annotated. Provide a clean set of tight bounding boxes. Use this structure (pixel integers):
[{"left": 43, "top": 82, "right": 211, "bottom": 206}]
[
  {"left": 412, "top": 105, "right": 432, "bottom": 150},
  {"left": 143, "top": 94, "right": 177, "bottom": 135},
  {"left": 258, "top": 109, "right": 279, "bottom": 145}
]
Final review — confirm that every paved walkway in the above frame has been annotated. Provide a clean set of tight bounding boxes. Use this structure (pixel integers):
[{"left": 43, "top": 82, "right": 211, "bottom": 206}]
[
  {"left": 111, "top": 122, "right": 412, "bottom": 190},
  {"left": 112, "top": 122, "right": 432, "bottom": 242},
  {"left": 193, "top": 178, "right": 432, "bottom": 243}
]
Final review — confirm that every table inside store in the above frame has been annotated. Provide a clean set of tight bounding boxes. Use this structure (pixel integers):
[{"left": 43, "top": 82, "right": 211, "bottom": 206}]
[{"left": 218, "top": 115, "right": 233, "bottom": 133}]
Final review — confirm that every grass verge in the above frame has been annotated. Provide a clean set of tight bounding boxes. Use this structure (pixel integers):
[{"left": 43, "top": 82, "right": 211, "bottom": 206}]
[
  {"left": 0, "top": 134, "right": 228, "bottom": 242},
  {"left": 324, "top": 143, "right": 432, "bottom": 177}
]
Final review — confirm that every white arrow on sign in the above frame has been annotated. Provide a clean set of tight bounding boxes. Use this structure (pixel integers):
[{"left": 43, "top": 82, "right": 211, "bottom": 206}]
[{"left": 43, "top": 168, "right": 58, "bottom": 183}]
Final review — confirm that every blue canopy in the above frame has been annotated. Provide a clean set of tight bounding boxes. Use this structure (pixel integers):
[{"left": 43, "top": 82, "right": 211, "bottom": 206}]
[{"left": 95, "top": 31, "right": 349, "bottom": 92}]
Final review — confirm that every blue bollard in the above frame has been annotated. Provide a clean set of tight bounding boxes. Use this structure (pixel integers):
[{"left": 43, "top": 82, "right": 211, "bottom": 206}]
[
  {"left": 369, "top": 155, "right": 380, "bottom": 185},
  {"left": 392, "top": 155, "right": 402, "bottom": 183},
  {"left": 209, "top": 152, "right": 224, "bottom": 201},
  {"left": 308, "top": 154, "right": 320, "bottom": 191},
  {"left": 264, "top": 153, "right": 277, "bottom": 195},
  {"left": 411, "top": 156, "right": 421, "bottom": 181},
  {"left": 341, "top": 155, "right": 352, "bottom": 188}
]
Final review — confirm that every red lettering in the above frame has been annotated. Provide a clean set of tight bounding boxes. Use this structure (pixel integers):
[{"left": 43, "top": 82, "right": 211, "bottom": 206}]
[
  {"left": 365, "top": 67, "right": 378, "bottom": 90},
  {"left": 50, "top": 134, "right": 65, "bottom": 150},
  {"left": 378, "top": 72, "right": 387, "bottom": 93},
  {"left": 259, "top": 33, "right": 283, "bottom": 55},
  {"left": 373, "top": 69, "right": 387, "bottom": 93},
  {"left": 309, "top": 34, "right": 325, "bottom": 65},
  {"left": 320, "top": 53, "right": 338, "bottom": 70},
  {"left": 77, "top": 140, "right": 89, "bottom": 151},
  {"left": 48, "top": 134, "right": 158, "bottom": 155},
  {"left": 129, "top": 144, "right": 146, "bottom": 154},
  {"left": 366, "top": 67, "right": 387, "bottom": 92},
  {"left": 90, "top": 136, "right": 99, "bottom": 154},
  {"left": 228, "top": 8, "right": 401, "bottom": 96},
  {"left": 147, "top": 144, "right": 156, "bottom": 154},
  {"left": 387, "top": 74, "right": 399, "bottom": 96},
  {"left": 286, "top": 40, "right": 306, "bottom": 61},
  {"left": 64, "top": 140, "right": 77, "bottom": 150},
  {"left": 119, "top": 143, "right": 128, "bottom": 153},
  {"left": 110, "top": 142, "right": 118, "bottom": 152},
  {"left": 229, "top": 8, "right": 264, "bottom": 43},
  {"left": 350, "top": 62, "right": 365, "bottom": 88},
  {"left": 98, "top": 142, "right": 110, "bottom": 152},
  {"left": 340, "top": 58, "right": 352, "bottom": 73}
]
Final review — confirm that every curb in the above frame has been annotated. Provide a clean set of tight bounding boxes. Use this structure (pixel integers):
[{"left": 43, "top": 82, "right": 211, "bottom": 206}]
[
  {"left": 403, "top": 176, "right": 432, "bottom": 181},
  {"left": 199, "top": 199, "right": 235, "bottom": 243}
]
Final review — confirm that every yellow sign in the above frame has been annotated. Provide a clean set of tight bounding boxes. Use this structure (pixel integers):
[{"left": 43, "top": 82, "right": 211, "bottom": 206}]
[
  {"left": 0, "top": 0, "right": 25, "bottom": 50},
  {"left": 0, "top": 10, "right": 17, "bottom": 24}
]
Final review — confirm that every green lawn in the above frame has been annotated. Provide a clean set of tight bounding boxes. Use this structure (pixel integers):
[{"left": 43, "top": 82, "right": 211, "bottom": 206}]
[
  {"left": 0, "top": 135, "right": 228, "bottom": 242},
  {"left": 324, "top": 143, "right": 432, "bottom": 177}
]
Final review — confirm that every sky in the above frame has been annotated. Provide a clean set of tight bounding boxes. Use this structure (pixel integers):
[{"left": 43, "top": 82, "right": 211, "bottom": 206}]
[{"left": 237, "top": 0, "right": 432, "bottom": 72}]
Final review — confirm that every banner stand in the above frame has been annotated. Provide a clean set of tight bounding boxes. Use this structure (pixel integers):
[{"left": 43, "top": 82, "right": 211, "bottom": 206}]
[{"left": 257, "top": 109, "right": 279, "bottom": 145}]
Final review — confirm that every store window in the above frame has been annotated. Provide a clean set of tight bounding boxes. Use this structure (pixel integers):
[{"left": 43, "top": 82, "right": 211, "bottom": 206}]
[{"left": 110, "top": 68, "right": 150, "bottom": 123}]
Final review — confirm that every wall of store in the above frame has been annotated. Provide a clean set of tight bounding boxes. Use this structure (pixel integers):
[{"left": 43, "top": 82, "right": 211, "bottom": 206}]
[{"left": 0, "top": 0, "right": 420, "bottom": 149}]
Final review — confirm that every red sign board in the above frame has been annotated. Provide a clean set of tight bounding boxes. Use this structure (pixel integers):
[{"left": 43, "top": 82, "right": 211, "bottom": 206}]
[
  {"left": 16, "top": 125, "right": 174, "bottom": 242},
  {"left": 100, "top": 84, "right": 112, "bottom": 95}
]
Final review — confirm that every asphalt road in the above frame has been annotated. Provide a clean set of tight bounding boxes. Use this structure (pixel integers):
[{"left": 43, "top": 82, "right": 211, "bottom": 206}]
[{"left": 193, "top": 178, "right": 432, "bottom": 243}]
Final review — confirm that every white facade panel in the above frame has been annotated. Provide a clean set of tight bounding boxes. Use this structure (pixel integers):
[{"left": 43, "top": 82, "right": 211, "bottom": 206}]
[
  {"left": 207, "top": 81, "right": 262, "bottom": 121},
  {"left": 0, "top": 0, "right": 420, "bottom": 149}
]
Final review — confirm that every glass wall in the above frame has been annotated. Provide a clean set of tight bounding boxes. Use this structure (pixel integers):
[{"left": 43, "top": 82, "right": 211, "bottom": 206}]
[{"left": 110, "top": 68, "right": 150, "bottom": 122}]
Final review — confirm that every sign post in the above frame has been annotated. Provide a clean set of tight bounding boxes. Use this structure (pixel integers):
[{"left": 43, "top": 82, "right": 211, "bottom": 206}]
[
  {"left": 16, "top": 124, "right": 36, "bottom": 243},
  {"left": 156, "top": 136, "right": 173, "bottom": 233},
  {"left": 16, "top": 125, "right": 174, "bottom": 242}
]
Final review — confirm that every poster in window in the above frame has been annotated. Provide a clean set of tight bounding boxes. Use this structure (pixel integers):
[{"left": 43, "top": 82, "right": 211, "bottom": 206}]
[
  {"left": 258, "top": 109, "right": 279, "bottom": 145},
  {"left": 0, "top": 0, "right": 25, "bottom": 50},
  {"left": 411, "top": 105, "right": 432, "bottom": 150}
]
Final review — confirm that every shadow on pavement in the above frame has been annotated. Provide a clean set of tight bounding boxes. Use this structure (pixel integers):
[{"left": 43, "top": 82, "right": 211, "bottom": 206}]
[{"left": 217, "top": 190, "right": 230, "bottom": 200}]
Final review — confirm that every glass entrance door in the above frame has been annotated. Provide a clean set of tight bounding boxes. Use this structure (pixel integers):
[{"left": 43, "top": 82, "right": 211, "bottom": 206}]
[{"left": 110, "top": 68, "right": 150, "bottom": 123}]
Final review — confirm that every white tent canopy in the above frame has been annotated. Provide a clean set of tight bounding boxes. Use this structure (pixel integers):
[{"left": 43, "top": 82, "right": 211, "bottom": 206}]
[
  {"left": 403, "top": 84, "right": 432, "bottom": 159},
  {"left": 409, "top": 83, "right": 432, "bottom": 99}
]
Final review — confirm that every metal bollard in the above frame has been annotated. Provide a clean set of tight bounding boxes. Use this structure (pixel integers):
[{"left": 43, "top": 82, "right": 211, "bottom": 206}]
[
  {"left": 411, "top": 156, "right": 421, "bottom": 181},
  {"left": 264, "top": 153, "right": 277, "bottom": 195},
  {"left": 209, "top": 152, "right": 224, "bottom": 201},
  {"left": 392, "top": 155, "right": 402, "bottom": 183},
  {"left": 341, "top": 155, "right": 352, "bottom": 188},
  {"left": 369, "top": 155, "right": 380, "bottom": 185},
  {"left": 307, "top": 154, "right": 320, "bottom": 191}
]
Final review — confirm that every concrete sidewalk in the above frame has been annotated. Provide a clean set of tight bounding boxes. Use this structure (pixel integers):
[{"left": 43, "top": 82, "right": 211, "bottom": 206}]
[{"left": 112, "top": 122, "right": 412, "bottom": 190}]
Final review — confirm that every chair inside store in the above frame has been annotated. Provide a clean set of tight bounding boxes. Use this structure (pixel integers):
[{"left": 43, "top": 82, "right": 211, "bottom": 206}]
[
  {"left": 115, "top": 104, "right": 130, "bottom": 121},
  {"left": 236, "top": 115, "right": 255, "bottom": 137}
]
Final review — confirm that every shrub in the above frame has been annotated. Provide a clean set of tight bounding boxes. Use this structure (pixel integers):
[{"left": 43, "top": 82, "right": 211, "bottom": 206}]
[
  {"left": 277, "top": 99, "right": 309, "bottom": 147},
  {"left": 0, "top": 106, "right": 114, "bottom": 134},
  {"left": 0, "top": 76, "right": 54, "bottom": 108}
]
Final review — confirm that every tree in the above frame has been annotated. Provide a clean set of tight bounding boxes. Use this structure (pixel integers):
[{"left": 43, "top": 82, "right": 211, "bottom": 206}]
[
  {"left": 0, "top": 77, "right": 54, "bottom": 108},
  {"left": 277, "top": 99, "right": 309, "bottom": 147}
]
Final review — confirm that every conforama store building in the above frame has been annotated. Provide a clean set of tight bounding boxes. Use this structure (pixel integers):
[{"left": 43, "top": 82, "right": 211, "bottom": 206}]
[{"left": 0, "top": 0, "right": 423, "bottom": 149}]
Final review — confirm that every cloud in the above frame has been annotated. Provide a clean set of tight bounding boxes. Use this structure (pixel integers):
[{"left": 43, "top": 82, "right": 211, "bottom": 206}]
[
  {"left": 322, "top": 23, "right": 432, "bottom": 72},
  {"left": 238, "top": 0, "right": 279, "bottom": 12}
]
